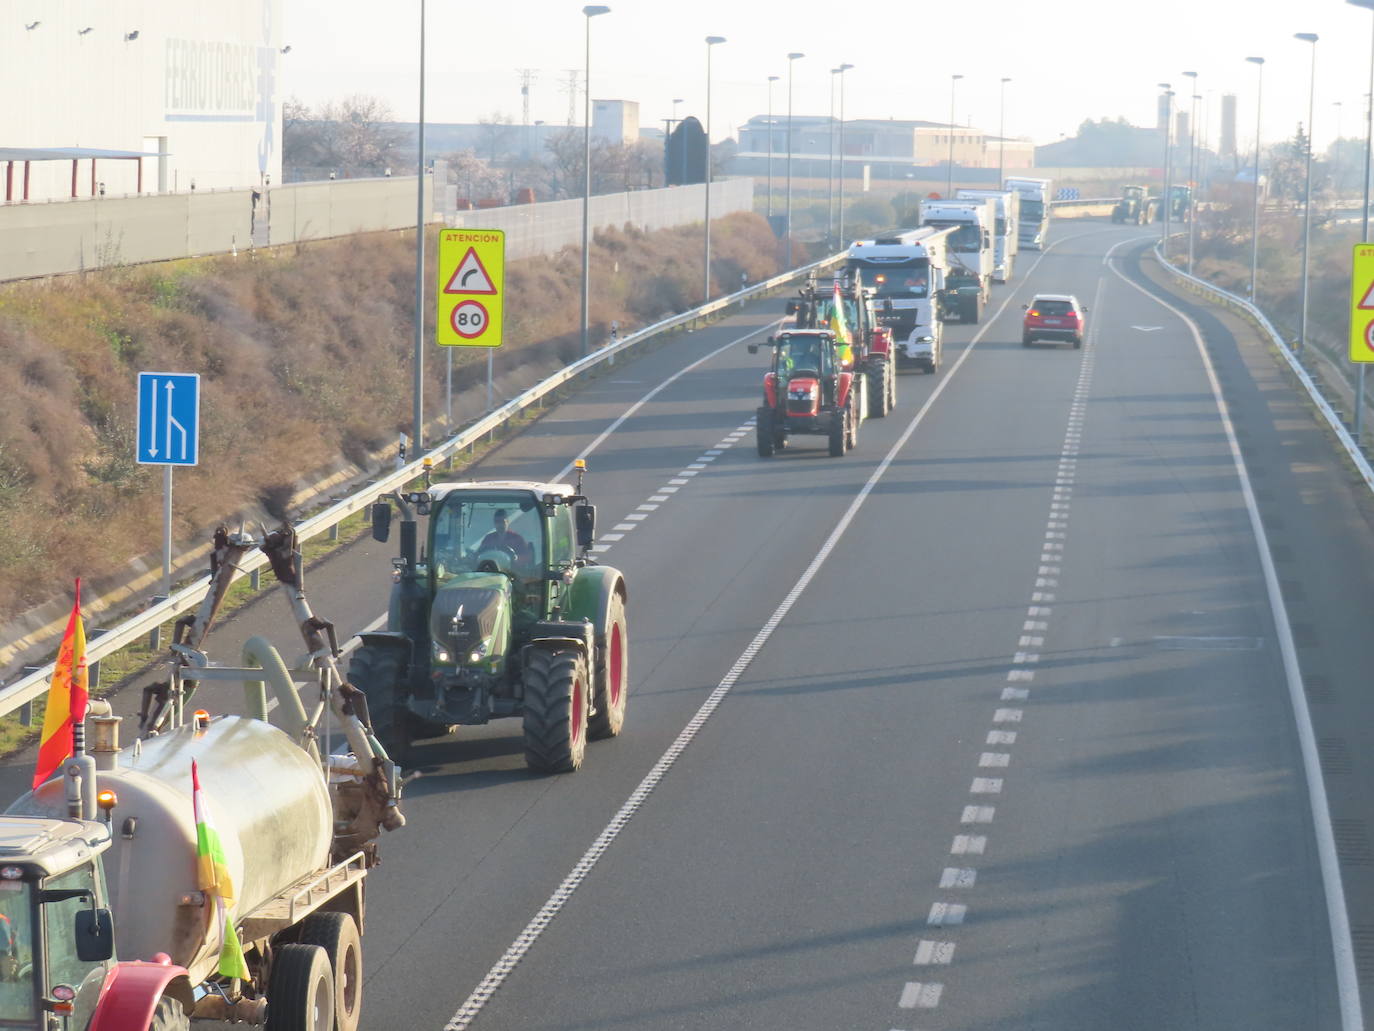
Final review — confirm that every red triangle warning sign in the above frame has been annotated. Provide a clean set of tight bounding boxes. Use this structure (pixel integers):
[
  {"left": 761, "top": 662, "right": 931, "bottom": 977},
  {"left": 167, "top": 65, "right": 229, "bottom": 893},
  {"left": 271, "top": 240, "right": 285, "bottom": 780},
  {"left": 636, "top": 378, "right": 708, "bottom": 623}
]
[
  {"left": 1359, "top": 280, "right": 1374, "bottom": 310},
  {"left": 443, "top": 247, "right": 497, "bottom": 295}
]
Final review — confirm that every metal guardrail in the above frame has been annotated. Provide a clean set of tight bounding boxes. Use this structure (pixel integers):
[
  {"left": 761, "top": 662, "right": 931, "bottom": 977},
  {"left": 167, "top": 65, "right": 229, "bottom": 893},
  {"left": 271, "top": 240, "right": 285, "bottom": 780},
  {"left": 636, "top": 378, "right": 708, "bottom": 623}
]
[
  {"left": 0, "top": 249, "right": 846, "bottom": 722},
  {"left": 1152, "top": 242, "right": 1374, "bottom": 497}
]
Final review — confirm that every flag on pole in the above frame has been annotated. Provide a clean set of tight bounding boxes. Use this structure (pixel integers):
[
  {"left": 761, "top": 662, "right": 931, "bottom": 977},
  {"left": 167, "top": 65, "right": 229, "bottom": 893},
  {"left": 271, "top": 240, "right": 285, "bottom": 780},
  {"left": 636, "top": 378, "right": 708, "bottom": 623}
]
[
  {"left": 32, "top": 581, "right": 89, "bottom": 789},
  {"left": 829, "top": 280, "right": 854, "bottom": 367},
  {"left": 192, "top": 761, "right": 251, "bottom": 981}
]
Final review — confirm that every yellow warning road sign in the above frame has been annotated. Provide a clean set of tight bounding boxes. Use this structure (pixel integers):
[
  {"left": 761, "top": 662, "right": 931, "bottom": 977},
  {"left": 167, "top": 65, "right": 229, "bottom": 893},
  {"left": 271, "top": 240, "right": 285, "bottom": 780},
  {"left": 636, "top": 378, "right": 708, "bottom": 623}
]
[
  {"left": 438, "top": 229, "right": 505, "bottom": 347},
  {"left": 1350, "top": 243, "right": 1374, "bottom": 363}
]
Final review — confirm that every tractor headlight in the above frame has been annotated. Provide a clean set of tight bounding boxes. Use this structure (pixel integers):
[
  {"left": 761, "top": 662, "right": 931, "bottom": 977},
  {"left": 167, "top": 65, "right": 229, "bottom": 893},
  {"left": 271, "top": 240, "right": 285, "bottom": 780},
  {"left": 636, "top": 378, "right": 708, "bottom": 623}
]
[
  {"left": 468, "top": 641, "right": 489, "bottom": 664},
  {"left": 432, "top": 641, "right": 451, "bottom": 664}
]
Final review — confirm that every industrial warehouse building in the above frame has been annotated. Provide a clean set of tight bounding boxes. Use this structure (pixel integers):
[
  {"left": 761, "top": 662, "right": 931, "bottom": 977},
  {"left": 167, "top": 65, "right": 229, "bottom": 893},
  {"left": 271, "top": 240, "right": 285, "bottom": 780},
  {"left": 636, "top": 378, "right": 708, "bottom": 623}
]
[{"left": 2, "top": 0, "right": 285, "bottom": 202}]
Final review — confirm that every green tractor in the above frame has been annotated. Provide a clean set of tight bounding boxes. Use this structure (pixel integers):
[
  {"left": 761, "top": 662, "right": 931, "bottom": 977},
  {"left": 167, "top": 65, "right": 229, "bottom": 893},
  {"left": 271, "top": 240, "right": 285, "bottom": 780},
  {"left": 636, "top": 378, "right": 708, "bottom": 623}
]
[
  {"left": 349, "top": 461, "right": 628, "bottom": 773},
  {"left": 1112, "top": 185, "right": 1157, "bottom": 225}
]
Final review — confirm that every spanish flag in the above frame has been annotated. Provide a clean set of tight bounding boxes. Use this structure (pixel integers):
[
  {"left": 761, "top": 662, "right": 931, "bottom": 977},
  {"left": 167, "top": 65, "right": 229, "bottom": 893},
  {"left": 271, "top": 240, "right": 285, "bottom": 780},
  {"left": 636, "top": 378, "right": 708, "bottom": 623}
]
[
  {"left": 193, "top": 761, "right": 251, "bottom": 981},
  {"left": 32, "top": 581, "right": 89, "bottom": 789}
]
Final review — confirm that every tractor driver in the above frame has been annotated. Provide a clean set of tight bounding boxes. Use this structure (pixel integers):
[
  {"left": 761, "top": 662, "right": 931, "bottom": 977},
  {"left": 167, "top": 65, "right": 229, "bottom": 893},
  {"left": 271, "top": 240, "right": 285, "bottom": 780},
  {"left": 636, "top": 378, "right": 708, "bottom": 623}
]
[{"left": 478, "top": 509, "right": 528, "bottom": 561}]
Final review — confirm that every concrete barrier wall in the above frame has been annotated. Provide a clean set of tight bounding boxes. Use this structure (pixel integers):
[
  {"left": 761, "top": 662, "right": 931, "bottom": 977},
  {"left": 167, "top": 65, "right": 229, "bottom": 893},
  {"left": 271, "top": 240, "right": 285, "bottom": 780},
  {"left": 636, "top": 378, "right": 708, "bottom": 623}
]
[
  {"left": 1, "top": 176, "right": 747, "bottom": 280},
  {"left": 447, "top": 179, "right": 755, "bottom": 260},
  {"left": 1, "top": 176, "right": 434, "bottom": 281}
]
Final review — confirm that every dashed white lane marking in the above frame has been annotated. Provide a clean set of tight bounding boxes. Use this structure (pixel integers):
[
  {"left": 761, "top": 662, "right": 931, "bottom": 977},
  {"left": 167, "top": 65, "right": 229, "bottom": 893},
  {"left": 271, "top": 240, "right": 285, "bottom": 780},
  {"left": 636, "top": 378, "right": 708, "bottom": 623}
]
[
  {"left": 993, "top": 708, "right": 1023, "bottom": 723},
  {"left": 914, "top": 941, "right": 957, "bottom": 965},
  {"left": 961, "top": 806, "right": 995, "bottom": 824},
  {"left": 951, "top": 835, "right": 987, "bottom": 855},
  {"left": 970, "top": 778, "right": 1002, "bottom": 794},
  {"left": 987, "top": 730, "right": 1016, "bottom": 745},
  {"left": 939, "top": 868, "right": 977, "bottom": 889},
  {"left": 926, "top": 903, "right": 966, "bottom": 926},
  {"left": 979, "top": 753, "right": 1011, "bottom": 768},
  {"left": 899, "top": 982, "right": 944, "bottom": 1009}
]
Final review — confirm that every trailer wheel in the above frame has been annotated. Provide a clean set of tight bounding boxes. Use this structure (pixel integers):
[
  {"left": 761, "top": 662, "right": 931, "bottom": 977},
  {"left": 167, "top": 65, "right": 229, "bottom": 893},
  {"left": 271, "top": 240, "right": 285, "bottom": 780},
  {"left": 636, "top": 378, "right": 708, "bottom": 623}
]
[
  {"left": 266, "top": 944, "right": 335, "bottom": 1031},
  {"left": 522, "top": 648, "right": 589, "bottom": 773},
  {"left": 589, "top": 591, "right": 628, "bottom": 740},
  {"left": 347, "top": 646, "right": 413, "bottom": 764},
  {"left": 149, "top": 995, "right": 189, "bottom": 1031},
  {"left": 756, "top": 409, "right": 776, "bottom": 457},
  {"left": 298, "top": 912, "right": 363, "bottom": 1031}
]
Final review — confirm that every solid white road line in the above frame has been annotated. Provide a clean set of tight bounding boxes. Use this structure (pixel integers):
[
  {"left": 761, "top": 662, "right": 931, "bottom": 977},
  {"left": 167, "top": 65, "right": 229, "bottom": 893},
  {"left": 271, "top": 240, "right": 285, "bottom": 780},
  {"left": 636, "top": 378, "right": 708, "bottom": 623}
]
[{"left": 1105, "top": 237, "right": 1364, "bottom": 1031}]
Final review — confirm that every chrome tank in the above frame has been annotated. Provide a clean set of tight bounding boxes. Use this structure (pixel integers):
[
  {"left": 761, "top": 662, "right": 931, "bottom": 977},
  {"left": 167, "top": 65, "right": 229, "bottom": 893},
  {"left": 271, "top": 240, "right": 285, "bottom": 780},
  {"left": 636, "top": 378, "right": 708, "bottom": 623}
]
[{"left": 7, "top": 715, "right": 331, "bottom": 981}]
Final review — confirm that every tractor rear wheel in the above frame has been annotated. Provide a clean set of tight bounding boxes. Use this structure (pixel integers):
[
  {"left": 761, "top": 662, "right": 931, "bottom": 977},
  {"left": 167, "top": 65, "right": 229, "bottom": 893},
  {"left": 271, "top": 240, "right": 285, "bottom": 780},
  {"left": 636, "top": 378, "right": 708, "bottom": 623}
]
[
  {"left": 868, "top": 362, "right": 891, "bottom": 417},
  {"left": 298, "top": 912, "right": 363, "bottom": 1031},
  {"left": 846, "top": 396, "right": 859, "bottom": 450},
  {"left": 149, "top": 995, "right": 190, "bottom": 1031},
  {"left": 347, "top": 645, "right": 413, "bottom": 764},
  {"left": 589, "top": 592, "right": 628, "bottom": 740},
  {"left": 828, "top": 409, "right": 846, "bottom": 457},
  {"left": 522, "top": 648, "right": 589, "bottom": 773},
  {"left": 756, "top": 409, "right": 775, "bottom": 457},
  {"left": 266, "top": 944, "right": 334, "bottom": 1031}
]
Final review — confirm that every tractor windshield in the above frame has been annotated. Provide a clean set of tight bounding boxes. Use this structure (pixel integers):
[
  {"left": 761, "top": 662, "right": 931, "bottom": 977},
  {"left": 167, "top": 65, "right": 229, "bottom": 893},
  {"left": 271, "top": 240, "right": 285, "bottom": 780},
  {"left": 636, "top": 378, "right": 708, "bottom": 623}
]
[
  {"left": 775, "top": 335, "right": 828, "bottom": 377},
  {"left": 0, "top": 881, "right": 37, "bottom": 1024},
  {"left": 430, "top": 493, "right": 545, "bottom": 586}
]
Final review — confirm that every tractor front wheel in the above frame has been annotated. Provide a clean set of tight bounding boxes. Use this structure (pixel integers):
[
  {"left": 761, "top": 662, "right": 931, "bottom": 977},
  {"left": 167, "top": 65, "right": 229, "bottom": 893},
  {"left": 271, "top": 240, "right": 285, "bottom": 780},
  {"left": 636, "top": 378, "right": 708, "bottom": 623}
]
[
  {"left": 347, "top": 645, "right": 413, "bottom": 764},
  {"left": 522, "top": 648, "right": 590, "bottom": 773},
  {"left": 756, "top": 409, "right": 776, "bottom": 457},
  {"left": 589, "top": 592, "right": 628, "bottom": 740}
]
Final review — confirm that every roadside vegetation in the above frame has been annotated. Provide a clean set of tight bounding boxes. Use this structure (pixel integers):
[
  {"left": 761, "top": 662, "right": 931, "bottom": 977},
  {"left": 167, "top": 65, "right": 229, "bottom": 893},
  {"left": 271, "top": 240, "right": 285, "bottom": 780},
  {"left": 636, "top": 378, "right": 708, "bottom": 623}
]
[{"left": 0, "top": 211, "right": 799, "bottom": 625}]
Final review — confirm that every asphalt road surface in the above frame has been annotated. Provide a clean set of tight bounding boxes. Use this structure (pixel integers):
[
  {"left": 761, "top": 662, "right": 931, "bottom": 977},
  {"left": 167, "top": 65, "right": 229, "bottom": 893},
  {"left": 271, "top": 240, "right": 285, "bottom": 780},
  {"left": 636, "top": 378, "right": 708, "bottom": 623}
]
[{"left": 7, "top": 220, "right": 1374, "bottom": 1030}]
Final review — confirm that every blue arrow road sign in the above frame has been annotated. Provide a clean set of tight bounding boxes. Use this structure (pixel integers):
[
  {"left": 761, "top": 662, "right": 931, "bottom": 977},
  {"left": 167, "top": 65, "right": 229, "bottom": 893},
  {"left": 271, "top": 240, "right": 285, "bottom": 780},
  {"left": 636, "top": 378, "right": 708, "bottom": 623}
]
[{"left": 136, "top": 372, "right": 200, "bottom": 466}]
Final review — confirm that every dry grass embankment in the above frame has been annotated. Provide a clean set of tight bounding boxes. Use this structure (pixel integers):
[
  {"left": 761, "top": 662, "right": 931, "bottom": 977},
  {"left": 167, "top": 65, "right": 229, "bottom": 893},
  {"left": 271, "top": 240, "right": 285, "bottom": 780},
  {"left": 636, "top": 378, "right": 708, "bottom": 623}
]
[{"left": 0, "top": 211, "right": 799, "bottom": 624}]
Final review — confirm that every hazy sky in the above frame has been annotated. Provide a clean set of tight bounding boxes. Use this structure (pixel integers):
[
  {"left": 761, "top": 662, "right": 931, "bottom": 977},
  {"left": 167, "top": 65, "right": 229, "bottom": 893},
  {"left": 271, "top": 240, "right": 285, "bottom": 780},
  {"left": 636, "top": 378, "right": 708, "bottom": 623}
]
[{"left": 284, "top": 0, "right": 1374, "bottom": 154}]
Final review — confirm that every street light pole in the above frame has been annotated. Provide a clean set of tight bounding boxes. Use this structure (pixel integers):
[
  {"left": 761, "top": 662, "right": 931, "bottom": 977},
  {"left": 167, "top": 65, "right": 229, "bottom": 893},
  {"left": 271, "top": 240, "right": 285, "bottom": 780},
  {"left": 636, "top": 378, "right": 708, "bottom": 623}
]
[
  {"left": 704, "top": 35, "right": 725, "bottom": 304},
  {"left": 766, "top": 76, "right": 778, "bottom": 219},
  {"left": 828, "top": 67, "right": 839, "bottom": 247},
  {"left": 836, "top": 63, "right": 853, "bottom": 247},
  {"left": 1296, "top": 32, "right": 1319, "bottom": 356},
  {"left": 785, "top": 51, "right": 804, "bottom": 268},
  {"left": 1246, "top": 57, "right": 1264, "bottom": 304},
  {"left": 998, "top": 77, "right": 1011, "bottom": 185},
  {"left": 412, "top": 0, "right": 426, "bottom": 454},
  {"left": 947, "top": 74, "right": 963, "bottom": 197},
  {"left": 1159, "top": 83, "right": 1173, "bottom": 260},
  {"left": 1349, "top": 0, "right": 1374, "bottom": 440},
  {"left": 579, "top": 5, "right": 610, "bottom": 358},
  {"left": 1183, "top": 71, "right": 1198, "bottom": 275}
]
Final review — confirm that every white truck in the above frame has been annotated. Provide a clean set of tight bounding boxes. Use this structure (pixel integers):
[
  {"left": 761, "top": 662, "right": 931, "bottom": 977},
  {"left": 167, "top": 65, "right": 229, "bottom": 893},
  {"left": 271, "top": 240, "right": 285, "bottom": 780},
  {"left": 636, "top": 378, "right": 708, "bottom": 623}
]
[
  {"left": 845, "top": 227, "right": 956, "bottom": 374},
  {"left": 955, "top": 188, "right": 1020, "bottom": 283},
  {"left": 1003, "top": 176, "right": 1053, "bottom": 250},
  {"left": 918, "top": 198, "right": 996, "bottom": 324}
]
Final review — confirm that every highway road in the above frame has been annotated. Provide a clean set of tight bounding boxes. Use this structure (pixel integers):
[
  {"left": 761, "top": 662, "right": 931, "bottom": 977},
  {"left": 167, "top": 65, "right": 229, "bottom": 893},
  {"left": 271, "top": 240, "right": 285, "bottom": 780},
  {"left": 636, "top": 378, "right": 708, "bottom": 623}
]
[{"left": 6, "top": 220, "right": 1373, "bottom": 1029}]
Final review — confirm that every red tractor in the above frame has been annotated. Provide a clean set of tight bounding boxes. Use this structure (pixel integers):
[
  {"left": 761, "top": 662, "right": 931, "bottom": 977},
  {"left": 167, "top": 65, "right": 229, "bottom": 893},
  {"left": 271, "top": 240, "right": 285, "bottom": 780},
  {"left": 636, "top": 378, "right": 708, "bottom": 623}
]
[
  {"left": 786, "top": 276, "right": 897, "bottom": 417},
  {"left": 749, "top": 328, "right": 864, "bottom": 457}
]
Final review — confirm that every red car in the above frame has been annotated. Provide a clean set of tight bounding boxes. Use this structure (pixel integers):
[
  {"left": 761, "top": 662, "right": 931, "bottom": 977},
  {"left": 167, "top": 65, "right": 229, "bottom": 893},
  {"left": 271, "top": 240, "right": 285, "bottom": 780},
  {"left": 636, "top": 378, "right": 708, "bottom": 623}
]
[{"left": 1022, "top": 294, "right": 1087, "bottom": 348}]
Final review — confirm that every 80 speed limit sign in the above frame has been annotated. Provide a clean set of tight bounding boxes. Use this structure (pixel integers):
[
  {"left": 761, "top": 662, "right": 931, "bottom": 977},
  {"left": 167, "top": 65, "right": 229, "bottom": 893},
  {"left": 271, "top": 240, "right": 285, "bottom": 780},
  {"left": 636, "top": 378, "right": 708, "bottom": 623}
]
[
  {"left": 449, "top": 300, "right": 489, "bottom": 339},
  {"left": 437, "top": 229, "right": 505, "bottom": 348}
]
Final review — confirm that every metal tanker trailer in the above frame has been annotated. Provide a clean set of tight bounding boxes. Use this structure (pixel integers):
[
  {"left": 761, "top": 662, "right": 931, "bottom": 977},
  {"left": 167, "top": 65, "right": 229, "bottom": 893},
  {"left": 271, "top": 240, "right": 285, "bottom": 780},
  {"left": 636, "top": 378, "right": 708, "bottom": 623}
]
[{"left": 0, "top": 524, "right": 410, "bottom": 1031}]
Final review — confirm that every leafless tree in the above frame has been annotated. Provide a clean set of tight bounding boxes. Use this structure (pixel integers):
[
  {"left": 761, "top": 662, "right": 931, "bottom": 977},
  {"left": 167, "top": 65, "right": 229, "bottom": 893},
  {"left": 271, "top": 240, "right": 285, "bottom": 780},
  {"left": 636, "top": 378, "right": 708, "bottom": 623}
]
[{"left": 476, "top": 113, "right": 517, "bottom": 165}]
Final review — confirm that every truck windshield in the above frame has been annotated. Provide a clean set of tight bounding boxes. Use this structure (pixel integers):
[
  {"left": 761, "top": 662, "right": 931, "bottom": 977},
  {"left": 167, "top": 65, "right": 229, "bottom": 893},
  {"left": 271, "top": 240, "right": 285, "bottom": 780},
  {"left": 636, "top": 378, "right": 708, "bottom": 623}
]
[
  {"left": 0, "top": 881, "right": 36, "bottom": 1025},
  {"left": 848, "top": 262, "right": 929, "bottom": 299},
  {"left": 430, "top": 494, "right": 545, "bottom": 583},
  {"left": 1021, "top": 200, "right": 1044, "bottom": 220}
]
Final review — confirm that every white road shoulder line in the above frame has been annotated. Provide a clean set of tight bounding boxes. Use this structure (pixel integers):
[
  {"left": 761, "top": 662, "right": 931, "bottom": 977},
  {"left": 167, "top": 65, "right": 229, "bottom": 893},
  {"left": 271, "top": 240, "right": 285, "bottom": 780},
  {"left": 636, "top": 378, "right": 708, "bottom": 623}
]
[{"left": 1106, "top": 238, "right": 1363, "bottom": 1031}]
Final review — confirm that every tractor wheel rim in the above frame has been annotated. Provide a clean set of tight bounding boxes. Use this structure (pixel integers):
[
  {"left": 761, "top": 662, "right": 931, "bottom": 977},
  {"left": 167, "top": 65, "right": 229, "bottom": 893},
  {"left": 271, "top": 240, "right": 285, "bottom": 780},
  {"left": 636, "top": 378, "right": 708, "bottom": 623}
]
[{"left": 609, "top": 623, "right": 624, "bottom": 706}]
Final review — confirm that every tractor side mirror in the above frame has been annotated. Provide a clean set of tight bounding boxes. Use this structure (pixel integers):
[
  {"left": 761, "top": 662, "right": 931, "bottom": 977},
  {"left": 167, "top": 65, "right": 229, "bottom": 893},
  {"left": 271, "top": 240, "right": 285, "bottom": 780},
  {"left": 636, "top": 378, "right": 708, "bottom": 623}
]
[
  {"left": 371, "top": 502, "right": 392, "bottom": 543},
  {"left": 747, "top": 343, "right": 759, "bottom": 354},
  {"left": 74, "top": 908, "right": 115, "bottom": 963},
  {"left": 575, "top": 505, "right": 596, "bottom": 549}
]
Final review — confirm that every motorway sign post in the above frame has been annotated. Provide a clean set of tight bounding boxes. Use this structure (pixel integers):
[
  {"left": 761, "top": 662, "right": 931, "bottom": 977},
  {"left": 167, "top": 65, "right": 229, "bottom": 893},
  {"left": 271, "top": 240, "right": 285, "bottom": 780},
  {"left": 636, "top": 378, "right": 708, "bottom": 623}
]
[
  {"left": 438, "top": 229, "right": 506, "bottom": 416},
  {"left": 136, "top": 371, "right": 201, "bottom": 598}
]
